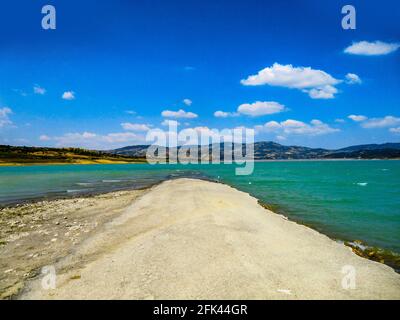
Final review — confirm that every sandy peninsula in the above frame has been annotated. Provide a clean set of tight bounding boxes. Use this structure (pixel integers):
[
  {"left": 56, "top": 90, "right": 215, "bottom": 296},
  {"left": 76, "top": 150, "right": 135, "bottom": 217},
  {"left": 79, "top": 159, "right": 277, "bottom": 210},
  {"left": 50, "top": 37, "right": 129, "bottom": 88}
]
[{"left": 1, "top": 178, "right": 399, "bottom": 299}]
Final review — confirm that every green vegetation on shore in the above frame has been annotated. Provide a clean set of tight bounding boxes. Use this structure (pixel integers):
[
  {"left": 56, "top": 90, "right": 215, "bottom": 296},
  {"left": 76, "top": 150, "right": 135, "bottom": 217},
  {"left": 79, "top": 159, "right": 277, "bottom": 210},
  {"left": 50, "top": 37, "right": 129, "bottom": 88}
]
[{"left": 0, "top": 145, "right": 146, "bottom": 165}]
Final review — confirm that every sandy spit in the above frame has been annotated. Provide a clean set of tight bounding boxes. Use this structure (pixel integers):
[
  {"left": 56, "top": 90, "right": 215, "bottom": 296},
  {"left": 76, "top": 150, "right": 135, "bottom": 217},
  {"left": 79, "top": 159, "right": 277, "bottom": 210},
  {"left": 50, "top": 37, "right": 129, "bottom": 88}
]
[{"left": 12, "top": 178, "right": 400, "bottom": 299}]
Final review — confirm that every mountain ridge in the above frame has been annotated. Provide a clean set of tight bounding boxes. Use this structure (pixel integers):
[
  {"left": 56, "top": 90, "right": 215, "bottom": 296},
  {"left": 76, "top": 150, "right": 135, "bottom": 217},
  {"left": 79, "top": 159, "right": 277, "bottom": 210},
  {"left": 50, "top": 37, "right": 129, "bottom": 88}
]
[{"left": 111, "top": 141, "right": 400, "bottom": 160}]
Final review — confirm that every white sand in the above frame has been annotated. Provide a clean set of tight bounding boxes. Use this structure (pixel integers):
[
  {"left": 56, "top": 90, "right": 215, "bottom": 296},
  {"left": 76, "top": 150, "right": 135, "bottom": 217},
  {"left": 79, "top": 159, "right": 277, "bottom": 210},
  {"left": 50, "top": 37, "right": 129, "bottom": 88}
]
[{"left": 20, "top": 178, "right": 400, "bottom": 299}]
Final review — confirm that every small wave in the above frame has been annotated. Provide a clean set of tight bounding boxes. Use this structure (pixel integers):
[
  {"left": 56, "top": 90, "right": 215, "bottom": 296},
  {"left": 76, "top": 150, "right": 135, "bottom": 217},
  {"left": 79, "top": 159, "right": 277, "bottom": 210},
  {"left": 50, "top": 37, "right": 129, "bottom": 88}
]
[
  {"left": 76, "top": 182, "right": 93, "bottom": 186},
  {"left": 356, "top": 182, "right": 368, "bottom": 187},
  {"left": 102, "top": 180, "right": 122, "bottom": 183},
  {"left": 67, "top": 189, "right": 86, "bottom": 193},
  {"left": 381, "top": 169, "right": 389, "bottom": 171}
]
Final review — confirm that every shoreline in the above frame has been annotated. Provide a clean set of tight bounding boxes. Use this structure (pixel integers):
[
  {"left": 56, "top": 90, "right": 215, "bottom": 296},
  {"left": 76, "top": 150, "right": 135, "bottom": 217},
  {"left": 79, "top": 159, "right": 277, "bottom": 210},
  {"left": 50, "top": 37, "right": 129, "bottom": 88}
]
[
  {"left": 0, "top": 188, "right": 149, "bottom": 299},
  {"left": 256, "top": 200, "right": 400, "bottom": 273},
  {"left": 2, "top": 176, "right": 399, "bottom": 275},
  {"left": 1, "top": 178, "right": 399, "bottom": 299},
  {"left": 0, "top": 160, "right": 145, "bottom": 167},
  {"left": 1, "top": 158, "right": 400, "bottom": 167}
]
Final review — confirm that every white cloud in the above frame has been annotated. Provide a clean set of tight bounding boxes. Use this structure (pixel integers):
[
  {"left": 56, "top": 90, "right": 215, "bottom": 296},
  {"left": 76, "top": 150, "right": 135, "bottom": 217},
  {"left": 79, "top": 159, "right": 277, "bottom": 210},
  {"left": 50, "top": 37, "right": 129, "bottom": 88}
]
[
  {"left": 121, "top": 122, "right": 151, "bottom": 131},
  {"left": 237, "top": 101, "right": 285, "bottom": 117},
  {"left": 161, "top": 119, "right": 180, "bottom": 126},
  {"left": 241, "top": 63, "right": 341, "bottom": 99},
  {"left": 62, "top": 91, "right": 75, "bottom": 100},
  {"left": 307, "top": 85, "right": 338, "bottom": 99},
  {"left": 344, "top": 41, "right": 400, "bottom": 56},
  {"left": 335, "top": 118, "right": 346, "bottom": 123},
  {"left": 39, "top": 135, "right": 51, "bottom": 141},
  {"left": 345, "top": 73, "right": 362, "bottom": 84},
  {"left": 361, "top": 116, "right": 400, "bottom": 128},
  {"left": 183, "top": 99, "right": 192, "bottom": 106},
  {"left": 50, "top": 131, "right": 145, "bottom": 149},
  {"left": 173, "top": 126, "right": 249, "bottom": 145},
  {"left": 33, "top": 85, "right": 46, "bottom": 95},
  {"left": 161, "top": 109, "right": 198, "bottom": 119},
  {"left": 0, "top": 107, "right": 13, "bottom": 128},
  {"left": 255, "top": 119, "right": 339, "bottom": 136},
  {"left": 348, "top": 114, "right": 367, "bottom": 122},
  {"left": 214, "top": 110, "right": 239, "bottom": 118},
  {"left": 125, "top": 110, "right": 136, "bottom": 115},
  {"left": 390, "top": 127, "right": 400, "bottom": 134}
]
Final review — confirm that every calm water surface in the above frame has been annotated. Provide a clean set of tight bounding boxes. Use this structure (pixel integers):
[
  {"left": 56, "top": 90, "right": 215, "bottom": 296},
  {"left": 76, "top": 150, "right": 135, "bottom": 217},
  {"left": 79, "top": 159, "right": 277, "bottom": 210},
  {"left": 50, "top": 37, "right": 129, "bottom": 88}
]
[{"left": 0, "top": 160, "right": 399, "bottom": 254}]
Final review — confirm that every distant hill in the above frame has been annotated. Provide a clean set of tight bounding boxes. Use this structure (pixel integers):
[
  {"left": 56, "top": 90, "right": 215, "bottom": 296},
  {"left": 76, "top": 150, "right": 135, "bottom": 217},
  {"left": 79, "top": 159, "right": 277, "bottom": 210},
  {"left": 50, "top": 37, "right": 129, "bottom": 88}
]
[
  {"left": 2, "top": 142, "right": 399, "bottom": 165},
  {"left": 111, "top": 142, "right": 400, "bottom": 160},
  {"left": 334, "top": 143, "right": 400, "bottom": 153},
  {"left": 0, "top": 145, "right": 146, "bottom": 165}
]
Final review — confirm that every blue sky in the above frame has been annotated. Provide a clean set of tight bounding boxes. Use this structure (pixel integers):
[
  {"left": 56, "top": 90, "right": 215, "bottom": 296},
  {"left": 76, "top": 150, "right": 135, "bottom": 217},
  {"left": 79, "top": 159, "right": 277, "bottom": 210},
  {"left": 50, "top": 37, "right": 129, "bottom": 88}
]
[{"left": 0, "top": 0, "right": 399, "bottom": 149}]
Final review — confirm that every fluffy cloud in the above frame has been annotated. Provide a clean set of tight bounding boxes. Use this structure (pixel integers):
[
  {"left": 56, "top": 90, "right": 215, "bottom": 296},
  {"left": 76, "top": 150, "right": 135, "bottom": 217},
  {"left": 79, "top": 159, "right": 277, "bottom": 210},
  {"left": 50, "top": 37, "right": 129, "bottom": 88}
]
[
  {"left": 361, "top": 116, "right": 400, "bottom": 128},
  {"left": 255, "top": 119, "right": 339, "bottom": 136},
  {"left": 335, "top": 118, "right": 346, "bottom": 123},
  {"left": 121, "top": 122, "right": 151, "bottom": 131},
  {"left": 390, "top": 127, "right": 400, "bottom": 134},
  {"left": 237, "top": 101, "right": 285, "bottom": 117},
  {"left": 345, "top": 73, "right": 362, "bottom": 84},
  {"left": 241, "top": 63, "right": 341, "bottom": 99},
  {"left": 344, "top": 41, "right": 400, "bottom": 56},
  {"left": 214, "top": 111, "right": 239, "bottom": 118},
  {"left": 0, "top": 107, "right": 13, "bottom": 128},
  {"left": 183, "top": 99, "right": 192, "bottom": 106},
  {"left": 33, "top": 85, "right": 46, "bottom": 95},
  {"left": 307, "top": 85, "right": 338, "bottom": 99},
  {"left": 348, "top": 114, "right": 367, "bottom": 122},
  {"left": 161, "top": 109, "right": 198, "bottom": 119},
  {"left": 62, "top": 91, "right": 75, "bottom": 100}
]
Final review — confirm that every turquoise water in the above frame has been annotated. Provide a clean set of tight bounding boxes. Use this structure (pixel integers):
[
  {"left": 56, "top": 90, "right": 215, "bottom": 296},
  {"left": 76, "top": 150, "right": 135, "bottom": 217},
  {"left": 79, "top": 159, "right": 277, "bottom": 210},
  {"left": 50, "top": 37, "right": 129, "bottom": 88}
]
[{"left": 0, "top": 161, "right": 399, "bottom": 254}]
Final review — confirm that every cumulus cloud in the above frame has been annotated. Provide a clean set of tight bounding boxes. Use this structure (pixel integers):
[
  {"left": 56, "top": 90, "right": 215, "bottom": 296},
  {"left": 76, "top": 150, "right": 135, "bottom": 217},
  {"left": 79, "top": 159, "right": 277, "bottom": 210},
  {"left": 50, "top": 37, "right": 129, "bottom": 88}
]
[
  {"left": 390, "top": 127, "right": 400, "bottom": 134},
  {"left": 361, "top": 116, "right": 400, "bottom": 128},
  {"left": 348, "top": 114, "right": 367, "bottom": 122},
  {"left": 121, "top": 122, "right": 151, "bottom": 131},
  {"left": 161, "top": 109, "right": 198, "bottom": 119},
  {"left": 255, "top": 119, "right": 339, "bottom": 136},
  {"left": 335, "top": 118, "right": 346, "bottom": 123},
  {"left": 0, "top": 107, "right": 13, "bottom": 128},
  {"left": 183, "top": 99, "right": 192, "bottom": 106},
  {"left": 237, "top": 101, "right": 285, "bottom": 117},
  {"left": 214, "top": 110, "right": 239, "bottom": 118},
  {"left": 345, "top": 73, "right": 362, "bottom": 84},
  {"left": 307, "top": 85, "right": 338, "bottom": 99},
  {"left": 344, "top": 41, "right": 400, "bottom": 56},
  {"left": 241, "top": 63, "right": 342, "bottom": 99},
  {"left": 33, "top": 85, "right": 46, "bottom": 95},
  {"left": 62, "top": 91, "right": 75, "bottom": 100}
]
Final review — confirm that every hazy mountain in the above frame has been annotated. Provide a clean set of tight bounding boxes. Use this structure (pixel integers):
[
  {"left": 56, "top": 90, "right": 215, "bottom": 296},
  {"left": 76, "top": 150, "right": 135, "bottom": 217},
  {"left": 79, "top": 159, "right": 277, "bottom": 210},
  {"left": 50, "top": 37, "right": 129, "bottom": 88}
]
[{"left": 110, "top": 142, "right": 400, "bottom": 160}]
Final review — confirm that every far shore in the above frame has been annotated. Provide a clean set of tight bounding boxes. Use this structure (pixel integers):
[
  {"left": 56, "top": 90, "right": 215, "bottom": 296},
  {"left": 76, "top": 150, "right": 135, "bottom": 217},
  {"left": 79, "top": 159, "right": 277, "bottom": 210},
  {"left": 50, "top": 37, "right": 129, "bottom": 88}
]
[
  {"left": 0, "top": 159, "right": 146, "bottom": 167},
  {"left": 1, "top": 178, "right": 399, "bottom": 299},
  {"left": 1, "top": 157, "right": 400, "bottom": 167}
]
